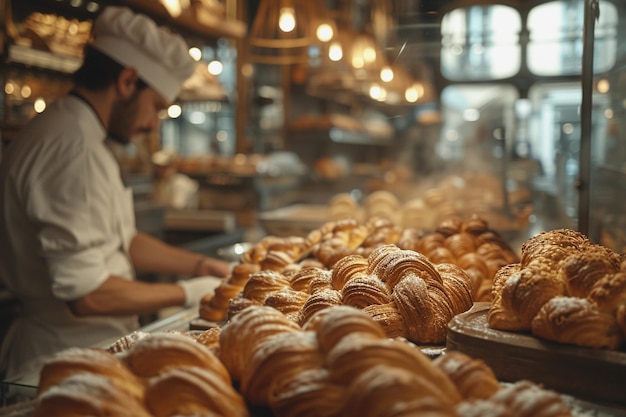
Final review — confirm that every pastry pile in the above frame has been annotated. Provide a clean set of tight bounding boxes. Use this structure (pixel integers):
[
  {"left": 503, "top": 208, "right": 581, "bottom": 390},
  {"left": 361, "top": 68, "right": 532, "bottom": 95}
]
[
  {"left": 34, "top": 307, "right": 577, "bottom": 417},
  {"left": 201, "top": 215, "right": 518, "bottom": 328},
  {"left": 488, "top": 228, "right": 626, "bottom": 349},
  {"left": 34, "top": 332, "right": 248, "bottom": 417},
  {"left": 206, "top": 306, "right": 577, "bottom": 416}
]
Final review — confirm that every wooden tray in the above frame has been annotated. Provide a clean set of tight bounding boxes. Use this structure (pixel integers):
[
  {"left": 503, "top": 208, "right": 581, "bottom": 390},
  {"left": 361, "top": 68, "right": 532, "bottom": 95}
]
[{"left": 447, "top": 302, "right": 626, "bottom": 408}]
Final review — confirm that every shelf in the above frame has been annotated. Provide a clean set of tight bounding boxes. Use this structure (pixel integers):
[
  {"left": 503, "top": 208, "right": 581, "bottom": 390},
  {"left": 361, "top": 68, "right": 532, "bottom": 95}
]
[
  {"left": 290, "top": 126, "right": 393, "bottom": 146},
  {"left": 6, "top": 44, "right": 82, "bottom": 74},
  {"left": 124, "top": 0, "right": 246, "bottom": 40}
]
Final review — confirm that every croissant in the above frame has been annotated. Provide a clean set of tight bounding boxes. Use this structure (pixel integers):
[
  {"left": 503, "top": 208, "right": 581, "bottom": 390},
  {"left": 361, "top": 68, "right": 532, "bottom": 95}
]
[
  {"left": 559, "top": 250, "right": 620, "bottom": 298},
  {"left": 425, "top": 246, "right": 457, "bottom": 264},
  {"left": 288, "top": 266, "right": 327, "bottom": 292},
  {"left": 37, "top": 347, "right": 144, "bottom": 403},
  {"left": 341, "top": 273, "right": 392, "bottom": 309},
  {"left": 385, "top": 398, "right": 457, "bottom": 417},
  {"left": 264, "top": 287, "right": 309, "bottom": 318},
  {"left": 229, "top": 262, "right": 261, "bottom": 286},
  {"left": 193, "top": 327, "right": 222, "bottom": 355},
  {"left": 207, "top": 282, "right": 241, "bottom": 310},
  {"left": 345, "top": 365, "right": 458, "bottom": 417},
  {"left": 219, "top": 305, "right": 301, "bottom": 381},
  {"left": 437, "top": 263, "right": 474, "bottom": 315},
  {"left": 268, "top": 368, "right": 347, "bottom": 417},
  {"left": 242, "top": 270, "right": 291, "bottom": 303},
  {"left": 489, "top": 380, "right": 573, "bottom": 417},
  {"left": 315, "top": 305, "right": 386, "bottom": 354},
  {"left": 241, "top": 331, "right": 322, "bottom": 406},
  {"left": 298, "top": 288, "right": 343, "bottom": 325},
  {"left": 144, "top": 366, "right": 249, "bottom": 417},
  {"left": 393, "top": 273, "right": 451, "bottom": 343},
  {"left": 586, "top": 271, "right": 626, "bottom": 314},
  {"left": 260, "top": 250, "right": 297, "bottom": 272},
  {"left": 487, "top": 264, "right": 525, "bottom": 331},
  {"left": 455, "top": 400, "right": 512, "bottom": 417},
  {"left": 121, "top": 332, "right": 230, "bottom": 383},
  {"left": 34, "top": 373, "right": 152, "bottom": 417},
  {"left": 531, "top": 296, "right": 623, "bottom": 349},
  {"left": 362, "top": 302, "right": 406, "bottom": 338},
  {"left": 520, "top": 229, "right": 589, "bottom": 267},
  {"left": 330, "top": 254, "right": 369, "bottom": 290},
  {"left": 444, "top": 232, "right": 476, "bottom": 259},
  {"left": 499, "top": 261, "right": 566, "bottom": 329},
  {"left": 433, "top": 351, "right": 500, "bottom": 401}
]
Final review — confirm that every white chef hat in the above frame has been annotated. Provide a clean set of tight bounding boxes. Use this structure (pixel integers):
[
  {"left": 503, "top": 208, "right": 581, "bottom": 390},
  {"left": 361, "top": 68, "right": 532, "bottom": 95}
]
[{"left": 91, "top": 6, "right": 196, "bottom": 103}]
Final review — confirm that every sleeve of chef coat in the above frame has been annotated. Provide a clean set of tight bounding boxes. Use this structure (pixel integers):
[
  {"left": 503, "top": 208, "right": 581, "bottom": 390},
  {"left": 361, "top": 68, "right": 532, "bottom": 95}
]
[{"left": 27, "top": 138, "right": 118, "bottom": 301}]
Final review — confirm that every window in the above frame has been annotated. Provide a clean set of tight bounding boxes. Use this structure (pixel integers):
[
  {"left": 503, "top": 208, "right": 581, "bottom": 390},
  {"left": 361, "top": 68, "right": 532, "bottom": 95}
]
[
  {"left": 441, "top": 5, "right": 521, "bottom": 80},
  {"left": 528, "top": 0, "right": 618, "bottom": 75}
]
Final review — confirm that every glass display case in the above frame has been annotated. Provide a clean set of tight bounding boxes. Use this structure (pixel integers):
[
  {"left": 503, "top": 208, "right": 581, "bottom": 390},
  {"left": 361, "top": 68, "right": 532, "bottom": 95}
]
[
  {"left": 243, "top": 0, "right": 626, "bottom": 254},
  {"left": 587, "top": 0, "right": 626, "bottom": 253}
]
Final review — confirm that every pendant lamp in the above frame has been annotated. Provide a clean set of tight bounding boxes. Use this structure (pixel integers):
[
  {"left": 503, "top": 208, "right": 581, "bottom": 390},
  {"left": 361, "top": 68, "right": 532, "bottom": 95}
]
[{"left": 247, "top": 0, "right": 332, "bottom": 65}]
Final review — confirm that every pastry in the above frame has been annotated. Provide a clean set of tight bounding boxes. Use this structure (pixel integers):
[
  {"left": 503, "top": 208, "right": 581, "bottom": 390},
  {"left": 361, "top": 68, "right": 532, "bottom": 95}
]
[
  {"left": 341, "top": 273, "right": 392, "bottom": 308},
  {"left": 264, "top": 288, "right": 310, "bottom": 316},
  {"left": 298, "top": 288, "right": 343, "bottom": 326},
  {"left": 193, "top": 327, "right": 222, "bottom": 355},
  {"left": 241, "top": 331, "right": 322, "bottom": 406},
  {"left": 268, "top": 368, "right": 347, "bottom": 417},
  {"left": 315, "top": 305, "right": 386, "bottom": 354},
  {"left": 121, "top": 332, "right": 230, "bottom": 383},
  {"left": 34, "top": 373, "right": 152, "bottom": 417},
  {"left": 37, "top": 347, "right": 144, "bottom": 403},
  {"left": 330, "top": 254, "right": 369, "bottom": 290},
  {"left": 219, "top": 305, "right": 301, "bottom": 381},
  {"left": 345, "top": 365, "right": 458, "bottom": 417},
  {"left": 587, "top": 271, "right": 626, "bottom": 314},
  {"left": 531, "top": 296, "right": 623, "bottom": 349},
  {"left": 559, "top": 250, "right": 620, "bottom": 298},
  {"left": 242, "top": 270, "right": 290, "bottom": 303},
  {"left": 107, "top": 331, "right": 150, "bottom": 354},
  {"left": 500, "top": 261, "right": 566, "bottom": 329},
  {"left": 392, "top": 274, "right": 448, "bottom": 343},
  {"left": 444, "top": 232, "right": 476, "bottom": 259},
  {"left": 362, "top": 302, "right": 406, "bottom": 338},
  {"left": 489, "top": 380, "right": 573, "bottom": 417},
  {"left": 433, "top": 351, "right": 500, "bottom": 400},
  {"left": 437, "top": 264, "right": 474, "bottom": 315},
  {"left": 288, "top": 266, "right": 327, "bottom": 292},
  {"left": 230, "top": 262, "right": 261, "bottom": 286},
  {"left": 144, "top": 366, "right": 249, "bottom": 417},
  {"left": 260, "top": 250, "right": 296, "bottom": 272}
]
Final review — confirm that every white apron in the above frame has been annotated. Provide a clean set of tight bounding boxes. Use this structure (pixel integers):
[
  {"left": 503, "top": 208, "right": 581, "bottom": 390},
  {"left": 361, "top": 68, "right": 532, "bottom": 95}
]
[{"left": 0, "top": 95, "right": 139, "bottom": 385}]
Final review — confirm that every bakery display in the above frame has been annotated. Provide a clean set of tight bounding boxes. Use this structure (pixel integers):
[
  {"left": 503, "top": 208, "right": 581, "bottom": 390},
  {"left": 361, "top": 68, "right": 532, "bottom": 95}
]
[
  {"left": 201, "top": 215, "right": 518, "bottom": 326},
  {"left": 488, "top": 228, "right": 626, "bottom": 350},
  {"left": 448, "top": 302, "right": 626, "bottom": 407},
  {"left": 28, "top": 220, "right": 624, "bottom": 416}
]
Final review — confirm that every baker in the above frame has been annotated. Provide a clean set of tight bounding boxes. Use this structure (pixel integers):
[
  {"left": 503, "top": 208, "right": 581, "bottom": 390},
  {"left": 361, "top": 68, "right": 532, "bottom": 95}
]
[{"left": 0, "top": 6, "right": 230, "bottom": 384}]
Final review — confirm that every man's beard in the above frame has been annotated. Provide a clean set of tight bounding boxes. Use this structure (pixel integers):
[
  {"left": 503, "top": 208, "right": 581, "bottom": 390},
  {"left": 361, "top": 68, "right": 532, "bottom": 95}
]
[{"left": 108, "top": 93, "right": 140, "bottom": 145}]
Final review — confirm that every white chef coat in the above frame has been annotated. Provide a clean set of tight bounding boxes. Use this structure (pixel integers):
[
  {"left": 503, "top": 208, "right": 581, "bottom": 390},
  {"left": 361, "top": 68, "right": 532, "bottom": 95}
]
[{"left": 0, "top": 94, "right": 139, "bottom": 385}]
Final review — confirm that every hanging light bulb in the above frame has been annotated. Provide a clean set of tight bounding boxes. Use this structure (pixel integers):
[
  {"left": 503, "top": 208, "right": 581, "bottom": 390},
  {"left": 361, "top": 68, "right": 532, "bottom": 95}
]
[
  {"left": 316, "top": 23, "right": 334, "bottom": 42},
  {"left": 279, "top": 7, "right": 296, "bottom": 32},
  {"left": 380, "top": 66, "right": 394, "bottom": 82},
  {"left": 329, "top": 42, "right": 343, "bottom": 61},
  {"left": 34, "top": 98, "right": 46, "bottom": 113},
  {"left": 208, "top": 60, "right": 223, "bottom": 75}
]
